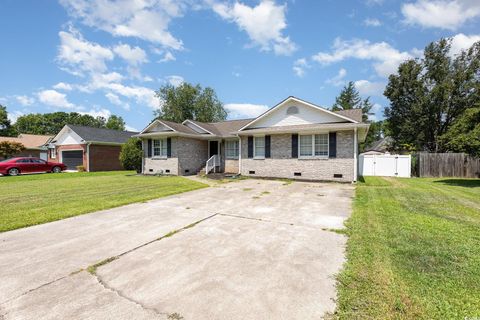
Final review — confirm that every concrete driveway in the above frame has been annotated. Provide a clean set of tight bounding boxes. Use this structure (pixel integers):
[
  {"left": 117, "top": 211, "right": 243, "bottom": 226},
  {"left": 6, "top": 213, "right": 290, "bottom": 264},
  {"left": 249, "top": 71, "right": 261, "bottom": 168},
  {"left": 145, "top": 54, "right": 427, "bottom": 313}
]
[{"left": 0, "top": 178, "right": 354, "bottom": 320}]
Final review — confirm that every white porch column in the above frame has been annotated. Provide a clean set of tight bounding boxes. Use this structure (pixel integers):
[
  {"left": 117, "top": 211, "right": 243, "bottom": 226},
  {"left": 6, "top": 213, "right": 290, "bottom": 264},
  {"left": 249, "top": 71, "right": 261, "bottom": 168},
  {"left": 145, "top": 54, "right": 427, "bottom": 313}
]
[
  {"left": 353, "top": 127, "right": 358, "bottom": 182},
  {"left": 238, "top": 135, "right": 242, "bottom": 175}
]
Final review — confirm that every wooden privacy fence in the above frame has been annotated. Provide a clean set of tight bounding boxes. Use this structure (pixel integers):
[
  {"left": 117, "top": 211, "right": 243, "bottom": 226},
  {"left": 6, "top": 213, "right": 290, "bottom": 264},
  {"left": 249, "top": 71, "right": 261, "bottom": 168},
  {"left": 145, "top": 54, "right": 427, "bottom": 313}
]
[{"left": 416, "top": 152, "right": 480, "bottom": 178}]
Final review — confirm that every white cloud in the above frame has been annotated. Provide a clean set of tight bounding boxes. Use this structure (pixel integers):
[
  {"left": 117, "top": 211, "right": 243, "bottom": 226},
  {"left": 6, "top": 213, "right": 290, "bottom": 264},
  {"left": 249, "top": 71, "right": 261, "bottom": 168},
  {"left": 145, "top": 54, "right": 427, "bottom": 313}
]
[
  {"left": 125, "top": 124, "right": 138, "bottom": 132},
  {"left": 57, "top": 26, "right": 114, "bottom": 75},
  {"left": 354, "top": 80, "right": 385, "bottom": 96},
  {"left": 369, "top": 103, "right": 384, "bottom": 121},
  {"left": 53, "top": 82, "right": 73, "bottom": 91},
  {"left": 225, "top": 103, "right": 269, "bottom": 119},
  {"left": 312, "top": 38, "right": 414, "bottom": 78},
  {"left": 113, "top": 43, "right": 148, "bottom": 65},
  {"left": 37, "top": 89, "right": 77, "bottom": 109},
  {"left": 59, "top": 0, "right": 184, "bottom": 50},
  {"left": 402, "top": 0, "right": 480, "bottom": 30},
  {"left": 293, "top": 58, "right": 310, "bottom": 77},
  {"left": 105, "top": 92, "right": 130, "bottom": 110},
  {"left": 80, "top": 108, "right": 111, "bottom": 119},
  {"left": 166, "top": 75, "right": 184, "bottom": 87},
  {"left": 7, "top": 110, "right": 25, "bottom": 124},
  {"left": 15, "top": 95, "right": 35, "bottom": 106},
  {"left": 326, "top": 68, "right": 347, "bottom": 86},
  {"left": 450, "top": 33, "right": 480, "bottom": 55},
  {"left": 364, "top": 18, "right": 382, "bottom": 26},
  {"left": 158, "top": 51, "right": 176, "bottom": 62},
  {"left": 212, "top": 0, "right": 297, "bottom": 55}
]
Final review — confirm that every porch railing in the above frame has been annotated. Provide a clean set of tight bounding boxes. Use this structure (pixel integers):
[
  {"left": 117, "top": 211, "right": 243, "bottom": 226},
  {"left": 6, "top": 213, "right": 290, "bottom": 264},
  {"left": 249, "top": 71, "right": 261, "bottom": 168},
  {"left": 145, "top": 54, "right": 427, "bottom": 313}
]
[{"left": 205, "top": 154, "right": 220, "bottom": 174}]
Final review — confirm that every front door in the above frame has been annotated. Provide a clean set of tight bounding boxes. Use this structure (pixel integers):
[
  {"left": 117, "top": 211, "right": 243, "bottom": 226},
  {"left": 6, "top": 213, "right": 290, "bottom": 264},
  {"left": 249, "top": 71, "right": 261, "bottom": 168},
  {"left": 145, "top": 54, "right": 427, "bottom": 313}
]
[{"left": 209, "top": 141, "right": 219, "bottom": 158}]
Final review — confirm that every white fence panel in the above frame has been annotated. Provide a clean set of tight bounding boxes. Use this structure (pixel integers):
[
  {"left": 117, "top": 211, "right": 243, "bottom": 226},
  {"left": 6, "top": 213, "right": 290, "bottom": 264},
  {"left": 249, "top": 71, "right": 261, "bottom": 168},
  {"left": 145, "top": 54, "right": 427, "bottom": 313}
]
[{"left": 359, "top": 154, "right": 411, "bottom": 178}]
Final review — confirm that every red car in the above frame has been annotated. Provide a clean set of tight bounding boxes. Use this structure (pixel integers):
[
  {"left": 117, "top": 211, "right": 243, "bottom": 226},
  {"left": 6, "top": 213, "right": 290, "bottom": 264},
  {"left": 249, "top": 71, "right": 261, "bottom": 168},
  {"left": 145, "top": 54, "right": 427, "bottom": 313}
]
[{"left": 0, "top": 157, "right": 67, "bottom": 176}]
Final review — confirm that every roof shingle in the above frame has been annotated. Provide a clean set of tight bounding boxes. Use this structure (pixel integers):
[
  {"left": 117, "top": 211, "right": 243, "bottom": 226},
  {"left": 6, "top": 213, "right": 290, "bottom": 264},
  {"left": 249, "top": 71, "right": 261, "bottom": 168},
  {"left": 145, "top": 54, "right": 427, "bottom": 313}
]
[{"left": 66, "top": 125, "right": 137, "bottom": 144}]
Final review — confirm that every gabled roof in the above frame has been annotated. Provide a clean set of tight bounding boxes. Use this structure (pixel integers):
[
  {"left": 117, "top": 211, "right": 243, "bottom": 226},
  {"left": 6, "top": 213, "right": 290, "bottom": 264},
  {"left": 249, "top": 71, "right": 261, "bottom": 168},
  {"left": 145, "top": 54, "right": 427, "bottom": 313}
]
[
  {"left": 0, "top": 134, "right": 53, "bottom": 149},
  {"left": 334, "top": 109, "right": 363, "bottom": 123},
  {"left": 64, "top": 125, "right": 137, "bottom": 144},
  {"left": 238, "top": 96, "right": 359, "bottom": 131},
  {"left": 186, "top": 119, "right": 253, "bottom": 137}
]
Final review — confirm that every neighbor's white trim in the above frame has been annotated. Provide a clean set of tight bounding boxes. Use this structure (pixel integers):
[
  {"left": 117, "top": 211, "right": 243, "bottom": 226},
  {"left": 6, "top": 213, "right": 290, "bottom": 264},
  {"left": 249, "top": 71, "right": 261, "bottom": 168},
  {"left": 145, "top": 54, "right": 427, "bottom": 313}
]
[
  {"left": 86, "top": 143, "right": 90, "bottom": 172},
  {"left": 238, "top": 96, "right": 358, "bottom": 131},
  {"left": 238, "top": 135, "right": 242, "bottom": 174},
  {"left": 182, "top": 120, "right": 215, "bottom": 135},
  {"left": 354, "top": 127, "right": 358, "bottom": 183}
]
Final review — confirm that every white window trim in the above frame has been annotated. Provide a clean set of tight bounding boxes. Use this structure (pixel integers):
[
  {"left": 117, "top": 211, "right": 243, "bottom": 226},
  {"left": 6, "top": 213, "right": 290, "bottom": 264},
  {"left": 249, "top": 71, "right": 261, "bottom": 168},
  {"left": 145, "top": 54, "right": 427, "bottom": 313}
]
[
  {"left": 253, "top": 136, "right": 265, "bottom": 159},
  {"left": 152, "top": 138, "right": 168, "bottom": 159},
  {"left": 298, "top": 133, "right": 329, "bottom": 159},
  {"left": 50, "top": 148, "right": 56, "bottom": 159},
  {"left": 225, "top": 139, "right": 239, "bottom": 159}
]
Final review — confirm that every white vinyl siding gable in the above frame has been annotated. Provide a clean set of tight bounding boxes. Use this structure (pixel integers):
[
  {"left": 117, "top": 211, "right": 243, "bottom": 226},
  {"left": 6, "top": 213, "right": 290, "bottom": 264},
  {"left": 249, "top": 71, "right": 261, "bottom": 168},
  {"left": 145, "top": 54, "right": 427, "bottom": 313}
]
[
  {"left": 299, "top": 133, "right": 329, "bottom": 158},
  {"left": 248, "top": 101, "right": 346, "bottom": 128}
]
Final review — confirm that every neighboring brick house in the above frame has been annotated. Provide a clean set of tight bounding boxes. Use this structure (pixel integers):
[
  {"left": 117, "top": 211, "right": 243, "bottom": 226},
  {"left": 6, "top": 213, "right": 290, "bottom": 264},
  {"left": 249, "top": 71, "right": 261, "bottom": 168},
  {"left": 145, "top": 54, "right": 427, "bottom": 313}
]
[
  {"left": 135, "top": 96, "right": 370, "bottom": 182},
  {"left": 50, "top": 125, "right": 138, "bottom": 171},
  {"left": 0, "top": 134, "right": 53, "bottom": 159}
]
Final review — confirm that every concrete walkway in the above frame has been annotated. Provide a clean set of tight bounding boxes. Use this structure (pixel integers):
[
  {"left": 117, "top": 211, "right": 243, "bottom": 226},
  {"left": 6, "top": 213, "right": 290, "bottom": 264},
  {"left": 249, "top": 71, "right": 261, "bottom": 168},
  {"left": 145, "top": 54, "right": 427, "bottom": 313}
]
[{"left": 0, "top": 179, "right": 354, "bottom": 320}]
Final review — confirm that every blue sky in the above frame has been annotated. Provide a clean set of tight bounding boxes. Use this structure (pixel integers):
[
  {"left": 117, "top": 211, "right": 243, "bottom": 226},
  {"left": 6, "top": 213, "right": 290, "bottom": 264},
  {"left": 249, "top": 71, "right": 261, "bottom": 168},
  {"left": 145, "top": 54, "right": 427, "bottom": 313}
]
[{"left": 1, "top": 0, "right": 479, "bottom": 131}]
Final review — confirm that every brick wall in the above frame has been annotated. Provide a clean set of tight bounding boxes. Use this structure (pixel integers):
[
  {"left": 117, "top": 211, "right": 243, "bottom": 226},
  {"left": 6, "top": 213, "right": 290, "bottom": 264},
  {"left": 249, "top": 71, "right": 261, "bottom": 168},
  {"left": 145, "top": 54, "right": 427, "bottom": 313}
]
[
  {"left": 143, "top": 137, "right": 179, "bottom": 175},
  {"left": 177, "top": 137, "right": 208, "bottom": 175},
  {"left": 88, "top": 145, "right": 124, "bottom": 172},
  {"left": 240, "top": 131, "right": 355, "bottom": 182}
]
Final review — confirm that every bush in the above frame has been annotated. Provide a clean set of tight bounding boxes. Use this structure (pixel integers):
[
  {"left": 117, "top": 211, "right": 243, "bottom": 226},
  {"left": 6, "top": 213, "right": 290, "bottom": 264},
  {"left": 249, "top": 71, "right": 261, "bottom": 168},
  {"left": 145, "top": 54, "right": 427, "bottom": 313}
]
[
  {"left": 119, "top": 138, "right": 142, "bottom": 172},
  {"left": 0, "top": 141, "right": 25, "bottom": 159},
  {"left": 76, "top": 165, "right": 85, "bottom": 172}
]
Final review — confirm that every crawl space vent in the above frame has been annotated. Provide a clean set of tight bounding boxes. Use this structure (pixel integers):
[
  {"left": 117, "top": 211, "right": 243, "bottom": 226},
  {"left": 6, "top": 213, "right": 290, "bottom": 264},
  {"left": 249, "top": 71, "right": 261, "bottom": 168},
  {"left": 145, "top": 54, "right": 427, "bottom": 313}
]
[
  {"left": 333, "top": 173, "right": 343, "bottom": 178},
  {"left": 294, "top": 172, "right": 302, "bottom": 176},
  {"left": 249, "top": 170, "right": 255, "bottom": 174}
]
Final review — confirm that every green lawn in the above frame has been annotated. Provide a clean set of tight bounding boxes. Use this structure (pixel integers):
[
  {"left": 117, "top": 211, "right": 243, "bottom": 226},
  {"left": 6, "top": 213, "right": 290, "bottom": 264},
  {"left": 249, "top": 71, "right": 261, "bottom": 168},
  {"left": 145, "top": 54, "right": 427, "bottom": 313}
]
[
  {"left": 336, "top": 177, "right": 480, "bottom": 319},
  {"left": 0, "top": 171, "right": 207, "bottom": 232}
]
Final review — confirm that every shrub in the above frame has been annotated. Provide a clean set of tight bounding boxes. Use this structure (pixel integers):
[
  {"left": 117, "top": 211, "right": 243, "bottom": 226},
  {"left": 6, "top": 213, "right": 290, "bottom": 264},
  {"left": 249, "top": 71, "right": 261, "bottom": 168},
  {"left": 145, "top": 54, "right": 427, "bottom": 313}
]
[
  {"left": 76, "top": 165, "right": 85, "bottom": 172},
  {"left": 0, "top": 141, "right": 25, "bottom": 159},
  {"left": 119, "top": 138, "right": 142, "bottom": 172}
]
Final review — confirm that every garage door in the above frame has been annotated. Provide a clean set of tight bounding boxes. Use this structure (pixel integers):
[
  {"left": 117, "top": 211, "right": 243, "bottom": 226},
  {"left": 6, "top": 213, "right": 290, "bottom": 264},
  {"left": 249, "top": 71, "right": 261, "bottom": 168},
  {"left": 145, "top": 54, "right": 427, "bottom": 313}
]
[{"left": 62, "top": 150, "right": 83, "bottom": 170}]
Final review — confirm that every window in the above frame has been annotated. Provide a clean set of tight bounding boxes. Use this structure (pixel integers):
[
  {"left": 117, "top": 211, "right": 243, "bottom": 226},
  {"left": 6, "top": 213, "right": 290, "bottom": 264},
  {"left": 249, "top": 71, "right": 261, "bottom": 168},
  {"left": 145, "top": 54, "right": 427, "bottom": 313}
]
[
  {"left": 225, "top": 140, "right": 239, "bottom": 159},
  {"left": 50, "top": 148, "right": 56, "bottom": 159},
  {"left": 314, "top": 134, "right": 329, "bottom": 156},
  {"left": 254, "top": 136, "right": 265, "bottom": 158},
  {"left": 152, "top": 139, "right": 168, "bottom": 157},
  {"left": 32, "top": 159, "right": 46, "bottom": 164},
  {"left": 16, "top": 159, "right": 31, "bottom": 163},
  {"left": 299, "top": 133, "right": 329, "bottom": 158}
]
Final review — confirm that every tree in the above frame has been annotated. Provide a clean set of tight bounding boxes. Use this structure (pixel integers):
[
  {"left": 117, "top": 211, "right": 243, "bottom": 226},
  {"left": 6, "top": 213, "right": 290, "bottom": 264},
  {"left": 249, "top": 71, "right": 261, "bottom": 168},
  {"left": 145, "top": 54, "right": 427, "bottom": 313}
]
[
  {"left": 384, "top": 38, "right": 480, "bottom": 152},
  {"left": 154, "top": 83, "right": 227, "bottom": 123},
  {"left": 438, "top": 106, "right": 480, "bottom": 156},
  {"left": 106, "top": 115, "right": 126, "bottom": 131},
  {"left": 361, "top": 120, "right": 387, "bottom": 152},
  {"left": 0, "top": 141, "right": 25, "bottom": 159},
  {"left": 332, "top": 81, "right": 372, "bottom": 122},
  {"left": 119, "top": 138, "right": 143, "bottom": 172},
  {"left": 13, "top": 112, "right": 121, "bottom": 135},
  {"left": 0, "top": 105, "right": 16, "bottom": 137}
]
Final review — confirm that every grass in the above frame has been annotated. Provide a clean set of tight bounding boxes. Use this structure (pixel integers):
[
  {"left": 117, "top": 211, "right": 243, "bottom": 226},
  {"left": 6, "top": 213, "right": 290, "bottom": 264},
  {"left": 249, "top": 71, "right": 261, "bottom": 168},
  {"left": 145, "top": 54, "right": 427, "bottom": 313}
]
[
  {"left": 0, "top": 171, "right": 207, "bottom": 232},
  {"left": 335, "top": 176, "right": 480, "bottom": 319}
]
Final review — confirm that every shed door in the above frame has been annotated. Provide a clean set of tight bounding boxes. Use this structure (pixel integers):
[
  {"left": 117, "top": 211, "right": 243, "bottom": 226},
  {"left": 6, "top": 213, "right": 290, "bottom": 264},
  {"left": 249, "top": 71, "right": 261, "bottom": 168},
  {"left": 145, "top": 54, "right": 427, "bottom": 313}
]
[{"left": 62, "top": 150, "right": 83, "bottom": 170}]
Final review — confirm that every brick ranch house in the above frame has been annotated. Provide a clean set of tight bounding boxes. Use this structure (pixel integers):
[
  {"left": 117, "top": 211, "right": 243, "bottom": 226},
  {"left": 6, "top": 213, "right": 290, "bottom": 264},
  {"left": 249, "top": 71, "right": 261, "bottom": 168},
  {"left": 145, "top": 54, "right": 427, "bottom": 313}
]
[
  {"left": 49, "top": 125, "right": 138, "bottom": 171},
  {"left": 135, "top": 96, "right": 370, "bottom": 182},
  {"left": 0, "top": 134, "right": 53, "bottom": 159}
]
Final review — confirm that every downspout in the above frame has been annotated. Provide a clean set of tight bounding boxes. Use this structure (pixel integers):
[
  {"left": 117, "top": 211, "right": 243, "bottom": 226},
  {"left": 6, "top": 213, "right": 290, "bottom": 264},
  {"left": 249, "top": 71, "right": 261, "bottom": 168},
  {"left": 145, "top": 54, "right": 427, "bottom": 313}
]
[
  {"left": 238, "top": 135, "right": 242, "bottom": 175},
  {"left": 86, "top": 142, "right": 91, "bottom": 172},
  {"left": 353, "top": 127, "right": 358, "bottom": 183}
]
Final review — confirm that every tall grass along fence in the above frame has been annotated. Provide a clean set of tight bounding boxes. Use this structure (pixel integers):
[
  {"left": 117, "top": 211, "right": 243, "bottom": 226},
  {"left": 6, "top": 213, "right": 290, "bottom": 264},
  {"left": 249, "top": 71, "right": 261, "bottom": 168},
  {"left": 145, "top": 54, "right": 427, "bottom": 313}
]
[{"left": 414, "top": 152, "right": 480, "bottom": 178}]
